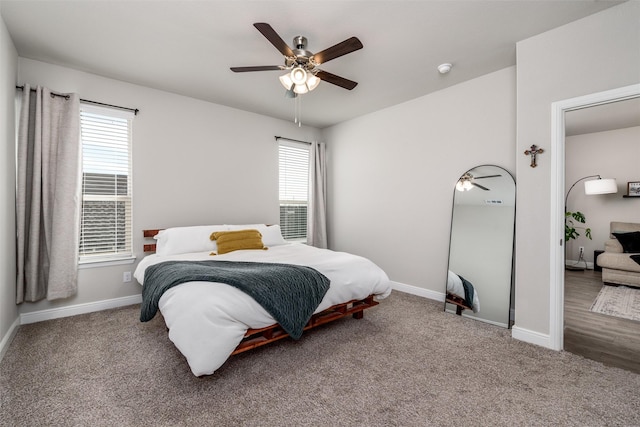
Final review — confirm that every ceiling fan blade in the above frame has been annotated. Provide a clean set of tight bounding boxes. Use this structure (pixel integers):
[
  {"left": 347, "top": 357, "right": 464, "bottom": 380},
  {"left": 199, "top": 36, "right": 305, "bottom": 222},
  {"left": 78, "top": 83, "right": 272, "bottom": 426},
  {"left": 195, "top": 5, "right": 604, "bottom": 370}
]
[
  {"left": 472, "top": 182, "right": 490, "bottom": 191},
  {"left": 473, "top": 174, "right": 502, "bottom": 179},
  {"left": 315, "top": 70, "right": 358, "bottom": 90},
  {"left": 312, "top": 37, "right": 363, "bottom": 65},
  {"left": 230, "top": 66, "right": 282, "bottom": 72},
  {"left": 253, "top": 23, "right": 294, "bottom": 57}
]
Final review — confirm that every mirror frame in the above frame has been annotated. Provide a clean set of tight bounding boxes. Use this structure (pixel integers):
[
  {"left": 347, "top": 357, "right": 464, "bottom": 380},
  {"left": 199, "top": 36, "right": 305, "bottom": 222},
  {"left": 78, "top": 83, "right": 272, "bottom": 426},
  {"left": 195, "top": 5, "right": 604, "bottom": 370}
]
[{"left": 445, "top": 164, "right": 516, "bottom": 328}]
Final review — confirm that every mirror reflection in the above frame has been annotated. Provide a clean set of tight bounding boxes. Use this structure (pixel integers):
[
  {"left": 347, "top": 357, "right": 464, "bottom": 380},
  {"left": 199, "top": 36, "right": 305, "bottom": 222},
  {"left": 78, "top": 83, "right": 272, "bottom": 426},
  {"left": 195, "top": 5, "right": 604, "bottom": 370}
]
[{"left": 445, "top": 165, "right": 516, "bottom": 328}]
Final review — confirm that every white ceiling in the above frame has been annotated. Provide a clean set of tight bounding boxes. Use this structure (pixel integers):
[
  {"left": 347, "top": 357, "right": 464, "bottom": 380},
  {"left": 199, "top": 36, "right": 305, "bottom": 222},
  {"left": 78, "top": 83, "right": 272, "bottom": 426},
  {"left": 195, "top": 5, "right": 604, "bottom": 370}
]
[
  {"left": 1, "top": 0, "right": 624, "bottom": 129},
  {"left": 565, "top": 96, "right": 640, "bottom": 137}
]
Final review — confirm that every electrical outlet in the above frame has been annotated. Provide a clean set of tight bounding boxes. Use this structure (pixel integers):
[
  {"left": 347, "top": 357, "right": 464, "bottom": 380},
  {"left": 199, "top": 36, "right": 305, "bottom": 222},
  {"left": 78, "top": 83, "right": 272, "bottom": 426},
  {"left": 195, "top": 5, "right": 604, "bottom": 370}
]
[
  {"left": 123, "top": 271, "right": 132, "bottom": 283},
  {"left": 578, "top": 246, "right": 584, "bottom": 257}
]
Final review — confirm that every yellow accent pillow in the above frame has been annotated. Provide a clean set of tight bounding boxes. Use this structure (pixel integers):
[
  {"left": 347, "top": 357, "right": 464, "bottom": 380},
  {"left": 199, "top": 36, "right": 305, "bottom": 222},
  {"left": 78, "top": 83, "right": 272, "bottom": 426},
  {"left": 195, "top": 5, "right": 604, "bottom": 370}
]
[{"left": 209, "top": 229, "right": 268, "bottom": 255}]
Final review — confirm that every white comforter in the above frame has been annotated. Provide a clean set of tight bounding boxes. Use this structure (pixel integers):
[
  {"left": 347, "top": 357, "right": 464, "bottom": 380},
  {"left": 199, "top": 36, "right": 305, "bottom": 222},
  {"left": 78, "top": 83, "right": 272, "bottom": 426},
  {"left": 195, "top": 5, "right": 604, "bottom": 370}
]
[
  {"left": 134, "top": 243, "right": 392, "bottom": 376},
  {"left": 447, "top": 270, "right": 480, "bottom": 313}
]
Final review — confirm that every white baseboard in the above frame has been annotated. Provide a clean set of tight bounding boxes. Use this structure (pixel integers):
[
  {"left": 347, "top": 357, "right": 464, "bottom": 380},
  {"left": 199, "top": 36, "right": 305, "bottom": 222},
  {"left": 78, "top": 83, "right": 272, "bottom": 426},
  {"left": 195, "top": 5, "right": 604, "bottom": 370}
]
[
  {"left": 511, "top": 325, "right": 553, "bottom": 349},
  {"left": 0, "top": 317, "right": 20, "bottom": 364},
  {"left": 391, "top": 280, "right": 553, "bottom": 349},
  {"left": 565, "top": 259, "right": 594, "bottom": 270},
  {"left": 20, "top": 294, "right": 142, "bottom": 325},
  {"left": 14, "top": 283, "right": 439, "bottom": 327},
  {"left": 390, "top": 281, "right": 445, "bottom": 302},
  {"left": 392, "top": 282, "right": 553, "bottom": 349}
]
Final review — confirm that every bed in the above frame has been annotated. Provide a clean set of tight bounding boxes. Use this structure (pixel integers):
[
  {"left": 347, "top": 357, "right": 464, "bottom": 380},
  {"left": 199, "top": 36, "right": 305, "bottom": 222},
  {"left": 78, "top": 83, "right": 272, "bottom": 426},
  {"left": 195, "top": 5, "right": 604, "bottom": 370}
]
[
  {"left": 446, "top": 270, "right": 480, "bottom": 315},
  {"left": 134, "top": 224, "right": 392, "bottom": 376}
]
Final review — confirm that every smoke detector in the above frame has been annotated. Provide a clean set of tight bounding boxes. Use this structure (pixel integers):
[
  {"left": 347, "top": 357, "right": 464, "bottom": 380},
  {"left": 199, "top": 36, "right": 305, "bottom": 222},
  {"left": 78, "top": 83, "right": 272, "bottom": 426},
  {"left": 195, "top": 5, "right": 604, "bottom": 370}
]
[{"left": 438, "top": 63, "right": 452, "bottom": 74}]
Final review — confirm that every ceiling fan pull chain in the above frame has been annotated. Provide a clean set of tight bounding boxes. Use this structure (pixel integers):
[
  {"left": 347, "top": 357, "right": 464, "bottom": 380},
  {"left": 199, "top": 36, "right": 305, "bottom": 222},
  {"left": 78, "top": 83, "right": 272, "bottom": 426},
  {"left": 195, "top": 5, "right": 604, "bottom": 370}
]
[{"left": 294, "top": 95, "right": 302, "bottom": 127}]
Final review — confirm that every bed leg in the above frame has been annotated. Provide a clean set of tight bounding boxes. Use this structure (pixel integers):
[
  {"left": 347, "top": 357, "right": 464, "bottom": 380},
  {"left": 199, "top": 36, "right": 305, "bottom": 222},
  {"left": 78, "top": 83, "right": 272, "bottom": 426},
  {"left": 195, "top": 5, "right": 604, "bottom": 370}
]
[
  {"left": 352, "top": 311, "right": 364, "bottom": 320},
  {"left": 455, "top": 306, "right": 463, "bottom": 316}
]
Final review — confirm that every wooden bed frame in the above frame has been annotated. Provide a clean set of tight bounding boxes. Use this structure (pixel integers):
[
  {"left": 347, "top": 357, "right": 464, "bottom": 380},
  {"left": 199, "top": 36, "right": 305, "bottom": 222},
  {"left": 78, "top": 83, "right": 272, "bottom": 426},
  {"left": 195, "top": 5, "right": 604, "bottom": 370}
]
[
  {"left": 142, "top": 229, "right": 380, "bottom": 355},
  {"left": 445, "top": 292, "right": 473, "bottom": 315}
]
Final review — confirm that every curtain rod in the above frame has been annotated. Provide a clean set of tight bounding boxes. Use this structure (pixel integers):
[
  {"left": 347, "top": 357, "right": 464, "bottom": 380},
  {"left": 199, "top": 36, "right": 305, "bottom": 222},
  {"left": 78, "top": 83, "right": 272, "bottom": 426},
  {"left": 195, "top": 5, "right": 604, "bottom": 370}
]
[
  {"left": 16, "top": 85, "right": 139, "bottom": 115},
  {"left": 274, "top": 136, "right": 311, "bottom": 145}
]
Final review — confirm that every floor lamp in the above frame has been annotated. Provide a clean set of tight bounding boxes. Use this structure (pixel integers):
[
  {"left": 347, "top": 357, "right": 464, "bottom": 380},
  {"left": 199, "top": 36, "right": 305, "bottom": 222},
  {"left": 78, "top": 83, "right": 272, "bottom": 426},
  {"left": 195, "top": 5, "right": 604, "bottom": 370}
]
[{"left": 565, "top": 175, "right": 618, "bottom": 270}]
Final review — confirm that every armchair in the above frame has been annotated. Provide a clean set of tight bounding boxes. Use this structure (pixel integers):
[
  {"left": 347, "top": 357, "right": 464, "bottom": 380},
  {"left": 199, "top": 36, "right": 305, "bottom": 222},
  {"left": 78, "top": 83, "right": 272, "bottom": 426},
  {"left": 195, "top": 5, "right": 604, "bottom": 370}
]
[{"left": 596, "top": 221, "right": 640, "bottom": 288}]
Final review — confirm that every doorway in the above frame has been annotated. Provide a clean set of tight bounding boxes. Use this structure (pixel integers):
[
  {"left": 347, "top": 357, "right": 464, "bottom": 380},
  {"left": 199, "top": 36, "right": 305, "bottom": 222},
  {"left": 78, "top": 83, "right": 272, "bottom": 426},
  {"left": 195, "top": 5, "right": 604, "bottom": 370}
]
[
  {"left": 549, "top": 83, "right": 640, "bottom": 352},
  {"left": 562, "top": 97, "right": 640, "bottom": 372}
]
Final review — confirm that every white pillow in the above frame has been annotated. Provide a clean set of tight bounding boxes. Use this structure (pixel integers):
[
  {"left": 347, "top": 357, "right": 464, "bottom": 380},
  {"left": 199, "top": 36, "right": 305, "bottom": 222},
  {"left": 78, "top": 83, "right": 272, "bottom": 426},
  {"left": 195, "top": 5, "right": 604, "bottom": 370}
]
[
  {"left": 261, "top": 225, "right": 287, "bottom": 246},
  {"left": 225, "top": 224, "right": 287, "bottom": 247},
  {"left": 155, "top": 225, "right": 228, "bottom": 256}
]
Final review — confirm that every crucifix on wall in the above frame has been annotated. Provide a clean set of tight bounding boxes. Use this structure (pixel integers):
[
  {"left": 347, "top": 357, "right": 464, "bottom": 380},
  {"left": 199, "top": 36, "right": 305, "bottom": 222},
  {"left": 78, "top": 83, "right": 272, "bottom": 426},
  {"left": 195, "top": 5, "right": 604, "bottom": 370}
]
[{"left": 524, "top": 144, "right": 544, "bottom": 168}]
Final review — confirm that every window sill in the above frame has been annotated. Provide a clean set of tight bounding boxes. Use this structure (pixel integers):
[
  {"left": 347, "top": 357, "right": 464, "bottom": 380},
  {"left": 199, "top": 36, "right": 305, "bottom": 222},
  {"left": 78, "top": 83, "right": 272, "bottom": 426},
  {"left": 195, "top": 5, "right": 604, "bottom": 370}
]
[{"left": 78, "top": 256, "right": 136, "bottom": 269}]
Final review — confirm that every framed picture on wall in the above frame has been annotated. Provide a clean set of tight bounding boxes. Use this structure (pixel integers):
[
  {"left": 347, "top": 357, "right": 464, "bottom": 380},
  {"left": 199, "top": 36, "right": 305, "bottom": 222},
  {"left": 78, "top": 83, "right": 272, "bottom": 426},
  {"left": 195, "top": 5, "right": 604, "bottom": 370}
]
[{"left": 627, "top": 181, "right": 640, "bottom": 197}]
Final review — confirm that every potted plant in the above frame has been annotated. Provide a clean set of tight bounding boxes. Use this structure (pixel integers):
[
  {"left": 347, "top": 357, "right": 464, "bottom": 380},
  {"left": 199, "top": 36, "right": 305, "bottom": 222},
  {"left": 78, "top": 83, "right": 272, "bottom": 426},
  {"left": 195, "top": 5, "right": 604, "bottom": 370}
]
[
  {"left": 565, "top": 211, "right": 592, "bottom": 270},
  {"left": 565, "top": 211, "right": 592, "bottom": 242}
]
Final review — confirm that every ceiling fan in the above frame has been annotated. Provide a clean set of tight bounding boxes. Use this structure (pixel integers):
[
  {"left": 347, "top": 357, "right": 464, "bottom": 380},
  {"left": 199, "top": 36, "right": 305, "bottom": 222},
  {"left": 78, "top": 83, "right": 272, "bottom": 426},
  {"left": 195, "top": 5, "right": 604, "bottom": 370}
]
[
  {"left": 456, "top": 173, "right": 502, "bottom": 191},
  {"left": 230, "top": 23, "right": 363, "bottom": 95}
]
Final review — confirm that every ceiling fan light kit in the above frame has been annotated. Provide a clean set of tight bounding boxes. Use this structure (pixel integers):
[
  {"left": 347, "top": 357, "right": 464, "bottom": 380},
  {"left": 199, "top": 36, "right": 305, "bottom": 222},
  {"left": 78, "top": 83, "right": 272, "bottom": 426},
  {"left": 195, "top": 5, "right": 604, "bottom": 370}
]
[
  {"left": 279, "top": 67, "right": 320, "bottom": 95},
  {"left": 231, "top": 22, "right": 363, "bottom": 125}
]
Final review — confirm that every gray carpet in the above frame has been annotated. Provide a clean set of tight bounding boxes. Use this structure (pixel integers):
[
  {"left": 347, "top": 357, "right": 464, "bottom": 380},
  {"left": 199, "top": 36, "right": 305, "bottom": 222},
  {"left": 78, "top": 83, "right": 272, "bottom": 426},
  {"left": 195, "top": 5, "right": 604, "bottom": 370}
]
[{"left": 1, "top": 291, "right": 639, "bottom": 426}]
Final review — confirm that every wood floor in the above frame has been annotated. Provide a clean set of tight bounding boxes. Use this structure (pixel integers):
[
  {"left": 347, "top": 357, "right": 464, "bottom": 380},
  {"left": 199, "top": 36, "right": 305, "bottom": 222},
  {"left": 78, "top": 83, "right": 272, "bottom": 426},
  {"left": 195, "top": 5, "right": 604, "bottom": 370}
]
[{"left": 564, "top": 269, "right": 640, "bottom": 374}]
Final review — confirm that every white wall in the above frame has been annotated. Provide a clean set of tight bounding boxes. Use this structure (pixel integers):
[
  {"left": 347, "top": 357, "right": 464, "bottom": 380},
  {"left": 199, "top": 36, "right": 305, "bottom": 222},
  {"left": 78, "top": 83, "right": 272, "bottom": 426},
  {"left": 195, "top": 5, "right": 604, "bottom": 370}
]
[
  {"left": 565, "top": 126, "right": 640, "bottom": 264},
  {"left": 322, "top": 67, "right": 516, "bottom": 294},
  {"left": 0, "top": 13, "right": 18, "bottom": 356},
  {"left": 17, "top": 58, "right": 321, "bottom": 315},
  {"left": 515, "top": 1, "right": 640, "bottom": 336}
]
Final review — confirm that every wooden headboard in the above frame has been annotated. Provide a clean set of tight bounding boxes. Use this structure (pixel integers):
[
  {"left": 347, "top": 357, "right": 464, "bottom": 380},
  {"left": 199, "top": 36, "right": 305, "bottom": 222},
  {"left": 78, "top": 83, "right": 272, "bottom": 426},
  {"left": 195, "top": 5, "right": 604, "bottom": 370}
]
[{"left": 143, "top": 229, "right": 162, "bottom": 252}]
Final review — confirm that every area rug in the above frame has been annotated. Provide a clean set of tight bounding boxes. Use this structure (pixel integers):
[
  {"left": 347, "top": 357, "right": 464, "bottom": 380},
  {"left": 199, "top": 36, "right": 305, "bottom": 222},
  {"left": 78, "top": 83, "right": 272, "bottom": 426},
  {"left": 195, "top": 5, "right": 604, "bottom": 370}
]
[{"left": 590, "top": 285, "right": 640, "bottom": 322}]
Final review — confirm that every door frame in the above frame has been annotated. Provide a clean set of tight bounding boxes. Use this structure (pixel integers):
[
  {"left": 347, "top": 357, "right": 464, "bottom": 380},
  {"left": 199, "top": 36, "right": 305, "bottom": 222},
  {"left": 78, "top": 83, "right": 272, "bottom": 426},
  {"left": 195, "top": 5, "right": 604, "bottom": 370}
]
[{"left": 549, "top": 83, "right": 640, "bottom": 351}]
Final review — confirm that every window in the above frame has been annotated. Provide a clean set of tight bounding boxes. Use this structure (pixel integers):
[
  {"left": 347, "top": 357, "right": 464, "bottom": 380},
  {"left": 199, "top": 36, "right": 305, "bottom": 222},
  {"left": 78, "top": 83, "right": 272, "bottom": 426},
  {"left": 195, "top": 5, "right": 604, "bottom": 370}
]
[
  {"left": 79, "top": 104, "right": 134, "bottom": 263},
  {"left": 279, "top": 141, "right": 310, "bottom": 241}
]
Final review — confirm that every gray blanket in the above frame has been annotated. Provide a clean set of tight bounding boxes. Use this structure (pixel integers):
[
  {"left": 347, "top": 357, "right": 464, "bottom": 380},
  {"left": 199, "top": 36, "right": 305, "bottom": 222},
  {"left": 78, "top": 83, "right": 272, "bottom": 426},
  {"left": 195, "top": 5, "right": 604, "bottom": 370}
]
[
  {"left": 140, "top": 260, "right": 330, "bottom": 340},
  {"left": 457, "top": 274, "right": 475, "bottom": 309}
]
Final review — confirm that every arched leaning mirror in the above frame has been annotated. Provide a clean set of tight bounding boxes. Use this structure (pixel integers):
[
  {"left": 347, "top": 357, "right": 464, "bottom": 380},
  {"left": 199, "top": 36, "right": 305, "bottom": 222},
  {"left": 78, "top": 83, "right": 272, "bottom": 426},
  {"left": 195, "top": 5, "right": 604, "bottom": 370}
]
[{"left": 445, "top": 165, "right": 516, "bottom": 328}]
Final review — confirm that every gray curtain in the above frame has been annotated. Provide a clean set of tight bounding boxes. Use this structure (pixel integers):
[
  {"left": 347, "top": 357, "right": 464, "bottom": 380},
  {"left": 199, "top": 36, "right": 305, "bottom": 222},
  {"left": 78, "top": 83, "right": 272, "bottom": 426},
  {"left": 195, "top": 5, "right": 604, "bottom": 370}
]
[
  {"left": 306, "top": 141, "right": 327, "bottom": 248},
  {"left": 16, "top": 85, "right": 81, "bottom": 303}
]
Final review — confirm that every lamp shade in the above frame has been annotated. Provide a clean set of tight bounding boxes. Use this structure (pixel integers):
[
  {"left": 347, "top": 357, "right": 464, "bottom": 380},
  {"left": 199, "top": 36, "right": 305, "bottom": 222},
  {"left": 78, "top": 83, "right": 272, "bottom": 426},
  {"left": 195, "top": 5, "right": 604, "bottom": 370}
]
[
  {"left": 306, "top": 74, "right": 320, "bottom": 91},
  {"left": 293, "top": 83, "right": 309, "bottom": 94},
  {"left": 290, "top": 67, "right": 307, "bottom": 85},
  {"left": 584, "top": 178, "right": 617, "bottom": 195},
  {"left": 279, "top": 74, "right": 294, "bottom": 90}
]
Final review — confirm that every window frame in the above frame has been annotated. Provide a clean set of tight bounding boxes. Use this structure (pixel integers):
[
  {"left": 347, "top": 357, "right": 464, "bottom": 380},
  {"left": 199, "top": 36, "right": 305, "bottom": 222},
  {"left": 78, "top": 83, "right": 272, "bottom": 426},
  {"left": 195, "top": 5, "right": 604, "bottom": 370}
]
[{"left": 78, "top": 103, "right": 135, "bottom": 267}]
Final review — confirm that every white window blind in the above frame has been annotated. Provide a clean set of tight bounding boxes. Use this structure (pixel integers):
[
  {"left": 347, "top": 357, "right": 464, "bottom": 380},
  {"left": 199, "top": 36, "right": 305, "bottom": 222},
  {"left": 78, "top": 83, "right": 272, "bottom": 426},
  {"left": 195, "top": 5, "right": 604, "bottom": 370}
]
[
  {"left": 279, "top": 141, "right": 310, "bottom": 241},
  {"left": 79, "top": 104, "right": 134, "bottom": 262}
]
